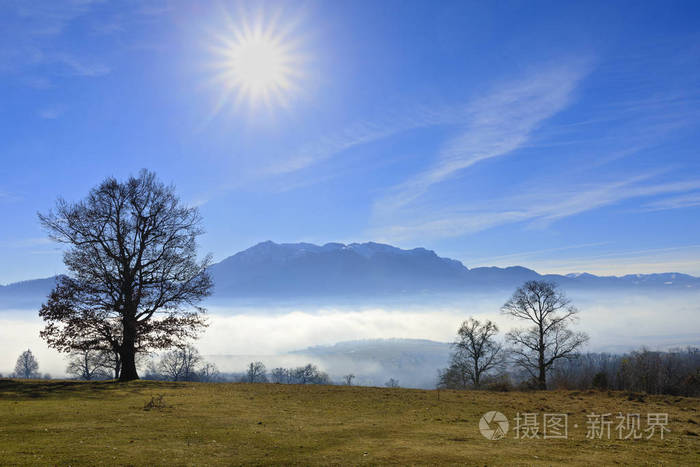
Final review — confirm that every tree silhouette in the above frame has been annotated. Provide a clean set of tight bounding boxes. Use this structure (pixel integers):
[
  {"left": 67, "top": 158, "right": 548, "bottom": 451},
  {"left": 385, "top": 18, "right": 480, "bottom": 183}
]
[
  {"left": 158, "top": 345, "right": 202, "bottom": 381},
  {"left": 246, "top": 361, "right": 268, "bottom": 383},
  {"left": 385, "top": 378, "right": 400, "bottom": 388},
  {"left": 39, "top": 170, "right": 212, "bottom": 381},
  {"left": 14, "top": 349, "right": 39, "bottom": 379},
  {"left": 66, "top": 348, "right": 112, "bottom": 380},
  {"left": 440, "top": 317, "right": 503, "bottom": 388},
  {"left": 502, "top": 280, "right": 588, "bottom": 389}
]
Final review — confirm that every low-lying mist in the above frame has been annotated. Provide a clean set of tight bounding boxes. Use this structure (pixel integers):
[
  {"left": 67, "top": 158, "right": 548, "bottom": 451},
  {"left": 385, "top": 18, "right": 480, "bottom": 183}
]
[{"left": 2, "top": 289, "right": 699, "bottom": 385}]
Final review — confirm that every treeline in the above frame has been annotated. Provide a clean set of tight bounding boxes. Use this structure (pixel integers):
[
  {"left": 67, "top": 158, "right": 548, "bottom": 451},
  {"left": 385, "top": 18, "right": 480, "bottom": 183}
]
[
  {"left": 5, "top": 347, "right": 400, "bottom": 387},
  {"left": 549, "top": 347, "right": 700, "bottom": 396},
  {"left": 238, "top": 362, "right": 403, "bottom": 387},
  {"left": 437, "top": 280, "right": 699, "bottom": 396},
  {"left": 439, "top": 347, "right": 700, "bottom": 396},
  {"left": 240, "top": 361, "right": 331, "bottom": 385},
  {"left": 142, "top": 345, "right": 221, "bottom": 382}
]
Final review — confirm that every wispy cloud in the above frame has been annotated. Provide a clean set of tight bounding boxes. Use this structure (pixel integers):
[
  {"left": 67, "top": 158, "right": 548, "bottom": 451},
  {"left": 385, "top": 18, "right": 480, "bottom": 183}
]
[
  {"left": 0, "top": 0, "right": 166, "bottom": 82},
  {"left": 643, "top": 192, "right": 700, "bottom": 211},
  {"left": 10, "top": 1, "right": 100, "bottom": 36},
  {"left": 0, "top": 0, "right": 108, "bottom": 80},
  {"left": 369, "top": 174, "right": 700, "bottom": 242},
  {"left": 54, "top": 54, "right": 110, "bottom": 77},
  {"left": 462, "top": 241, "right": 612, "bottom": 266},
  {"left": 522, "top": 175, "right": 700, "bottom": 227},
  {"left": 376, "top": 64, "right": 589, "bottom": 213},
  {"left": 264, "top": 102, "right": 469, "bottom": 176},
  {"left": 261, "top": 60, "right": 590, "bottom": 197},
  {"left": 360, "top": 53, "right": 700, "bottom": 244}
]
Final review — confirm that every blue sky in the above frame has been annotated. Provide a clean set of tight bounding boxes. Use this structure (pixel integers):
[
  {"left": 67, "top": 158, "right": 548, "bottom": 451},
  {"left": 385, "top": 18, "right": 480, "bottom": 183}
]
[{"left": 1, "top": 0, "right": 700, "bottom": 284}]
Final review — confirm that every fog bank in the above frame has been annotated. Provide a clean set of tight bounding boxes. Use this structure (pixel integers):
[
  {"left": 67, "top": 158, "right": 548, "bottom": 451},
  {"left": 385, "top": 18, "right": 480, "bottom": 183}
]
[{"left": 2, "top": 290, "right": 698, "bottom": 378}]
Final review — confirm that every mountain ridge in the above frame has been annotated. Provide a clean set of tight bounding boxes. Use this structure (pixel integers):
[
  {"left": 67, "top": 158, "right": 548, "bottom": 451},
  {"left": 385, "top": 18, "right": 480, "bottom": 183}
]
[
  {"left": 206, "top": 241, "right": 699, "bottom": 297},
  {"left": 2, "top": 241, "right": 699, "bottom": 308}
]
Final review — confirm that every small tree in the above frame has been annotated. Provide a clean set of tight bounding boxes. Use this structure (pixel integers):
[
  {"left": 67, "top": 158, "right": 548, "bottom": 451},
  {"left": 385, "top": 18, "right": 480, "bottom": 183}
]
[
  {"left": 159, "top": 345, "right": 202, "bottom": 381},
  {"left": 66, "top": 348, "right": 112, "bottom": 380},
  {"left": 246, "top": 361, "right": 268, "bottom": 383},
  {"left": 438, "top": 356, "right": 472, "bottom": 389},
  {"left": 291, "top": 364, "right": 329, "bottom": 384},
  {"left": 454, "top": 317, "right": 503, "bottom": 388},
  {"left": 385, "top": 378, "right": 400, "bottom": 388},
  {"left": 343, "top": 374, "right": 355, "bottom": 386},
  {"left": 14, "top": 350, "right": 39, "bottom": 379},
  {"left": 502, "top": 281, "right": 588, "bottom": 389},
  {"left": 198, "top": 362, "right": 220, "bottom": 382}
]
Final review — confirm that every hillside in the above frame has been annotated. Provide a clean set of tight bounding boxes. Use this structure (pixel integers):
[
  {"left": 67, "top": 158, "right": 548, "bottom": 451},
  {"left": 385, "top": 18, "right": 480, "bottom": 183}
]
[
  {"left": 0, "top": 276, "right": 59, "bottom": 309},
  {"left": 0, "top": 379, "right": 697, "bottom": 465}
]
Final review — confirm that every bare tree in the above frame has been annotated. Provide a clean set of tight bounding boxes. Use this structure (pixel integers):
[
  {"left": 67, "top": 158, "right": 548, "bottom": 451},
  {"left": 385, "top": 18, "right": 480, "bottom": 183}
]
[
  {"left": 14, "top": 349, "right": 39, "bottom": 379},
  {"left": 385, "top": 378, "right": 400, "bottom": 388},
  {"left": 246, "top": 361, "right": 268, "bottom": 383},
  {"left": 343, "top": 374, "right": 355, "bottom": 386},
  {"left": 198, "top": 362, "right": 220, "bottom": 382},
  {"left": 66, "top": 348, "right": 112, "bottom": 380},
  {"left": 502, "top": 281, "right": 588, "bottom": 389},
  {"left": 38, "top": 170, "right": 212, "bottom": 381},
  {"left": 437, "top": 357, "right": 472, "bottom": 389},
  {"left": 270, "top": 367, "right": 290, "bottom": 384},
  {"left": 454, "top": 318, "right": 503, "bottom": 387},
  {"left": 158, "top": 351, "right": 184, "bottom": 381},
  {"left": 159, "top": 345, "right": 202, "bottom": 381},
  {"left": 291, "top": 364, "right": 329, "bottom": 384}
]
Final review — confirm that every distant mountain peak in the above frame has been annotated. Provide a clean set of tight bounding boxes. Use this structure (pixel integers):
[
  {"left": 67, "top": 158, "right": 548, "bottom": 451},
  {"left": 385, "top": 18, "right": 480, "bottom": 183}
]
[{"left": 232, "top": 240, "right": 446, "bottom": 262}]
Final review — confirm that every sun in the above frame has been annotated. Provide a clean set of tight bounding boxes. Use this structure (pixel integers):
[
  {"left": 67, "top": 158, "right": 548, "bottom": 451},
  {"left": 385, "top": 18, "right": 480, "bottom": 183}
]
[
  {"left": 230, "top": 35, "right": 289, "bottom": 98},
  {"left": 208, "top": 9, "right": 305, "bottom": 111}
]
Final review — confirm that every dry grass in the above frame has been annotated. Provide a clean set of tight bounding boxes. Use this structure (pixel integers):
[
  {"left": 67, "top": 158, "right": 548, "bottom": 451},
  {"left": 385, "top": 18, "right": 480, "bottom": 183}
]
[{"left": 0, "top": 379, "right": 698, "bottom": 465}]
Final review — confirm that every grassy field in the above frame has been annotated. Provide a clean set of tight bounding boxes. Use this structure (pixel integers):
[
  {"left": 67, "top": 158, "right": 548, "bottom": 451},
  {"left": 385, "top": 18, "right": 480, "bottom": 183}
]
[{"left": 0, "top": 379, "right": 698, "bottom": 465}]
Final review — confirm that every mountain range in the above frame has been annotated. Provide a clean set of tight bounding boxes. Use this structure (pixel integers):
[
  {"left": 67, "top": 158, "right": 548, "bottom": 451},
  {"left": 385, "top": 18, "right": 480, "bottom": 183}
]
[
  {"left": 2, "top": 240, "right": 699, "bottom": 309},
  {"left": 206, "top": 241, "right": 700, "bottom": 297}
]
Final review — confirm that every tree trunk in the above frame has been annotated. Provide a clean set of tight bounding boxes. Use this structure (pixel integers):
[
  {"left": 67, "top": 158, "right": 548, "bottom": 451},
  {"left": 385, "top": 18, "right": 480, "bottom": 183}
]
[
  {"left": 538, "top": 362, "right": 546, "bottom": 389},
  {"left": 114, "top": 355, "right": 121, "bottom": 380},
  {"left": 118, "top": 318, "right": 139, "bottom": 381},
  {"left": 538, "top": 329, "right": 547, "bottom": 390}
]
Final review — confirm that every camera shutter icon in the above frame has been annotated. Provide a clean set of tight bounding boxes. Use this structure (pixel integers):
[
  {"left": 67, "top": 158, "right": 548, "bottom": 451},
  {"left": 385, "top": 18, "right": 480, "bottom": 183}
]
[{"left": 479, "top": 411, "right": 509, "bottom": 440}]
